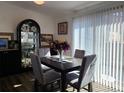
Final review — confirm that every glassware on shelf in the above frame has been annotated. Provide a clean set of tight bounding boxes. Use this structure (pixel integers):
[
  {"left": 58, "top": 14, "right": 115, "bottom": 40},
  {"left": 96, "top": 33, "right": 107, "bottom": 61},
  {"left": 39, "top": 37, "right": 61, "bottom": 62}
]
[{"left": 21, "top": 31, "right": 38, "bottom": 68}]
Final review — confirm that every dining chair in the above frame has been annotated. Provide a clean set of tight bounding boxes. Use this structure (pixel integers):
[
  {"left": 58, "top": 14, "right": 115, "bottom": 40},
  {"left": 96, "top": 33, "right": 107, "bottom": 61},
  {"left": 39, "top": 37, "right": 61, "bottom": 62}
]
[
  {"left": 39, "top": 48, "right": 51, "bottom": 72},
  {"left": 31, "top": 53, "right": 61, "bottom": 91},
  {"left": 50, "top": 41, "right": 58, "bottom": 56},
  {"left": 74, "top": 49, "right": 85, "bottom": 59},
  {"left": 71, "top": 49, "right": 85, "bottom": 74},
  {"left": 66, "top": 54, "right": 96, "bottom": 92}
]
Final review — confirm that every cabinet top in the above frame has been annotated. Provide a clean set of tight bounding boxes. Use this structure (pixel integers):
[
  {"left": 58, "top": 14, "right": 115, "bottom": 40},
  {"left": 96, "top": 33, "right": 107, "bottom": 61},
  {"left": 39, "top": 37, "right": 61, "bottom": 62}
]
[{"left": 0, "top": 49, "right": 19, "bottom": 52}]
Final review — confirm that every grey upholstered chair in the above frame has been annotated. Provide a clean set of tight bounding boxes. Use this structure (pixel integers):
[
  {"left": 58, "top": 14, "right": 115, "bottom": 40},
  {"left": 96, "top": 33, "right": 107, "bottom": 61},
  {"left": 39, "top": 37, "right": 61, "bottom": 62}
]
[
  {"left": 39, "top": 48, "right": 52, "bottom": 72},
  {"left": 74, "top": 49, "right": 85, "bottom": 59},
  {"left": 66, "top": 54, "right": 96, "bottom": 92},
  {"left": 31, "top": 53, "right": 61, "bottom": 91},
  {"left": 72, "top": 49, "right": 85, "bottom": 74}
]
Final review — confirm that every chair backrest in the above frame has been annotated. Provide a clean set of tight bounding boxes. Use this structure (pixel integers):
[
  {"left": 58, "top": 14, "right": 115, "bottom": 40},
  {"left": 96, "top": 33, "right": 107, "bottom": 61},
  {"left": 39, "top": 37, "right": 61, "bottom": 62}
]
[
  {"left": 31, "top": 53, "right": 45, "bottom": 84},
  {"left": 78, "top": 54, "right": 96, "bottom": 88},
  {"left": 39, "top": 48, "right": 50, "bottom": 57},
  {"left": 50, "top": 42, "right": 58, "bottom": 56},
  {"left": 50, "top": 48, "right": 58, "bottom": 56},
  {"left": 74, "top": 49, "right": 85, "bottom": 58}
]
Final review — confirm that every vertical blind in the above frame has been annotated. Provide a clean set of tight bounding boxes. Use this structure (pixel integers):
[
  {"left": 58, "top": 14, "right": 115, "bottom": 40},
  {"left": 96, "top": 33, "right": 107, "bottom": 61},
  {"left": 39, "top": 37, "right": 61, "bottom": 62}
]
[{"left": 73, "top": 6, "right": 124, "bottom": 91}]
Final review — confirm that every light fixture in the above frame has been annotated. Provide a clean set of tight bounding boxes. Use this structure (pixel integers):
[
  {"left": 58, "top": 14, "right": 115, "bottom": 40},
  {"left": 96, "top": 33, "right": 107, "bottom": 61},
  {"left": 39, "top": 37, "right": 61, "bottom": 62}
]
[{"left": 34, "top": 0, "right": 44, "bottom": 5}]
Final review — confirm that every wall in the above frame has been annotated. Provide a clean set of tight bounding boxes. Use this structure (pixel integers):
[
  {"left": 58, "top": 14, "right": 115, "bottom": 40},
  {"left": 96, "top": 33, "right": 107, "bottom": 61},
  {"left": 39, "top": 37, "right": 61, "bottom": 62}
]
[
  {"left": 55, "top": 16, "right": 73, "bottom": 56},
  {"left": 0, "top": 2, "right": 56, "bottom": 36}
]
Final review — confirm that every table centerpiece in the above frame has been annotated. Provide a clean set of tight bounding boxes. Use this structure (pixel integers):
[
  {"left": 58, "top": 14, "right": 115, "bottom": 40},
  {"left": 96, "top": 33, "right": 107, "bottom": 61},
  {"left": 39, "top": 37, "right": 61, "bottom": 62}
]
[{"left": 51, "top": 40, "right": 70, "bottom": 61}]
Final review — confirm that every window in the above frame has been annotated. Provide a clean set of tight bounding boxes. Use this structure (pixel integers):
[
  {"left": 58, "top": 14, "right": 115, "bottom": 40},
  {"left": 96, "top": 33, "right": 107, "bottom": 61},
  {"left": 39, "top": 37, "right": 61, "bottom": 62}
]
[{"left": 73, "top": 6, "right": 124, "bottom": 91}]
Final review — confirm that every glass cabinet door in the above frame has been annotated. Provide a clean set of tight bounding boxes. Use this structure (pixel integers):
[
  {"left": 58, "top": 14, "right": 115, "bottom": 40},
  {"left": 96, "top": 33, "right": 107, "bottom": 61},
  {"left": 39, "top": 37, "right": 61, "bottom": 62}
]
[
  {"left": 21, "top": 31, "right": 38, "bottom": 68},
  {"left": 17, "top": 19, "right": 40, "bottom": 69}
]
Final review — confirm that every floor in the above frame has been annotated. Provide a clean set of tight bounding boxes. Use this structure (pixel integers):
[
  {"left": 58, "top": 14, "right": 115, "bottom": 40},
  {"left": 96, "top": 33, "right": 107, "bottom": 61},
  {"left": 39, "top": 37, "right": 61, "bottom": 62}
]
[{"left": 0, "top": 71, "right": 116, "bottom": 92}]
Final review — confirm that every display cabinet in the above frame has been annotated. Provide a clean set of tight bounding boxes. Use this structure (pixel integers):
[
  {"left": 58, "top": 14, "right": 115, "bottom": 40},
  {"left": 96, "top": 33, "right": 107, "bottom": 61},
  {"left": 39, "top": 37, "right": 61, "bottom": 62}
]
[{"left": 17, "top": 19, "right": 40, "bottom": 70}]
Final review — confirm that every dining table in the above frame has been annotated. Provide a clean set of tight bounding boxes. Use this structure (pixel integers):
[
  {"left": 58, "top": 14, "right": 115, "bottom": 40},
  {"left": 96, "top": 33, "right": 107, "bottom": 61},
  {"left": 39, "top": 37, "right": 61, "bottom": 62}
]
[{"left": 40, "top": 55, "right": 82, "bottom": 92}]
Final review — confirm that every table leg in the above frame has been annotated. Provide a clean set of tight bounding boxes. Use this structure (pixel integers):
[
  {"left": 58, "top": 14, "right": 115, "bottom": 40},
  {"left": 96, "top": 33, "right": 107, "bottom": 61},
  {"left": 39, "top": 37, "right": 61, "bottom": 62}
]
[
  {"left": 61, "top": 72, "right": 67, "bottom": 92},
  {"left": 88, "top": 82, "right": 93, "bottom": 92}
]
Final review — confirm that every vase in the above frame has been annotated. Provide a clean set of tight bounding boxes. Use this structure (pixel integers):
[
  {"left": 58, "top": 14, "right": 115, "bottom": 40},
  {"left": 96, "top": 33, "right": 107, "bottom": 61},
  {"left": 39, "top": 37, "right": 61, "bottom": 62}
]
[{"left": 58, "top": 50, "right": 63, "bottom": 62}]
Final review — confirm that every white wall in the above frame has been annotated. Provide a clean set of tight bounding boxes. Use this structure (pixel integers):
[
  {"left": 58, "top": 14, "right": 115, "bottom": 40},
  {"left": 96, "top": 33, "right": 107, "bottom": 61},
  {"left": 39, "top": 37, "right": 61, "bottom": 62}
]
[
  {"left": 54, "top": 16, "right": 73, "bottom": 56},
  {"left": 0, "top": 2, "right": 55, "bottom": 35}
]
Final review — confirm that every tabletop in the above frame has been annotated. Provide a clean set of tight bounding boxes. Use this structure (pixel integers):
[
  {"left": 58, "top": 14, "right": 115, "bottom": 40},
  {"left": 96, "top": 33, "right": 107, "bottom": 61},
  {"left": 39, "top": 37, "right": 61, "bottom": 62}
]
[{"left": 40, "top": 55, "right": 82, "bottom": 72}]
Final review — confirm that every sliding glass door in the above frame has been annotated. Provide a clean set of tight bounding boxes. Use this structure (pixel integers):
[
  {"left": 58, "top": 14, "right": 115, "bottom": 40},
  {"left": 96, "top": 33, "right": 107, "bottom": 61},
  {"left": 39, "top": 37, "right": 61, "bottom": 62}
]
[{"left": 73, "top": 6, "right": 124, "bottom": 91}]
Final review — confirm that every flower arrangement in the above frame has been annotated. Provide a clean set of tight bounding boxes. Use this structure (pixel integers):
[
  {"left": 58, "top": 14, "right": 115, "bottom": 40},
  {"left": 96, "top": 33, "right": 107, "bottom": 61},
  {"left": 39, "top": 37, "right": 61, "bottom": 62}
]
[
  {"left": 51, "top": 40, "right": 70, "bottom": 61},
  {"left": 51, "top": 40, "right": 70, "bottom": 52}
]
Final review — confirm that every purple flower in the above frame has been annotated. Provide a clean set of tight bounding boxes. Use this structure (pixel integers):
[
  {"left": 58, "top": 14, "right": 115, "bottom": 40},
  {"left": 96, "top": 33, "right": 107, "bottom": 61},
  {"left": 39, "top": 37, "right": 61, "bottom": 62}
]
[{"left": 51, "top": 40, "right": 70, "bottom": 52}]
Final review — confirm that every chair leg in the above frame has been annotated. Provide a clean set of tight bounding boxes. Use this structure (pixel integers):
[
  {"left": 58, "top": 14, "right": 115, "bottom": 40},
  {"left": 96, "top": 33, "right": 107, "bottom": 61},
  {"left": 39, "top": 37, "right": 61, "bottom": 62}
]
[
  {"left": 77, "top": 89, "right": 80, "bottom": 92},
  {"left": 73, "top": 88, "right": 75, "bottom": 91},
  {"left": 34, "top": 79, "right": 38, "bottom": 92},
  {"left": 57, "top": 80, "right": 61, "bottom": 88},
  {"left": 50, "top": 83, "right": 54, "bottom": 91},
  {"left": 34, "top": 79, "right": 47, "bottom": 92},
  {"left": 88, "top": 82, "right": 93, "bottom": 92},
  {"left": 39, "top": 85, "right": 46, "bottom": 92}
]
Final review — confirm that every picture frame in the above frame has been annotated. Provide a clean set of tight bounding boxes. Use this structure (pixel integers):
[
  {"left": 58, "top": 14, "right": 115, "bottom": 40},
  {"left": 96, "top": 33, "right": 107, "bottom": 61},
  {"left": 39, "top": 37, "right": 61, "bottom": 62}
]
[
  {"left": 58, "top": 22, "right": 68, "bottom": 35},
  {"left": 40, "top": 34, "right": 53, "bottom": 48},
  {"left": 0, "top": 32, "right": 14, "bottom": 40}
]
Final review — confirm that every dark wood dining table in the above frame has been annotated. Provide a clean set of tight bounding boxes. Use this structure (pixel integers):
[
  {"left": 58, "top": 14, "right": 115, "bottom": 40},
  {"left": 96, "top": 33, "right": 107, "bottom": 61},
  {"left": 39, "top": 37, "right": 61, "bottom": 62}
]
[{"left": 40, "top": 56, "right": 82, "bottom": 92}]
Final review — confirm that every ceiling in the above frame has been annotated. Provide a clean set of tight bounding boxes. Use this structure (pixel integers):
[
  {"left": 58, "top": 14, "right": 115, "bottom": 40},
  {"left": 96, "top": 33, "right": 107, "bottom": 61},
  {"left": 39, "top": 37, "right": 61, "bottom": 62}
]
[{"left": 5, "top": 1, "right": 105, "bottom": 17}]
